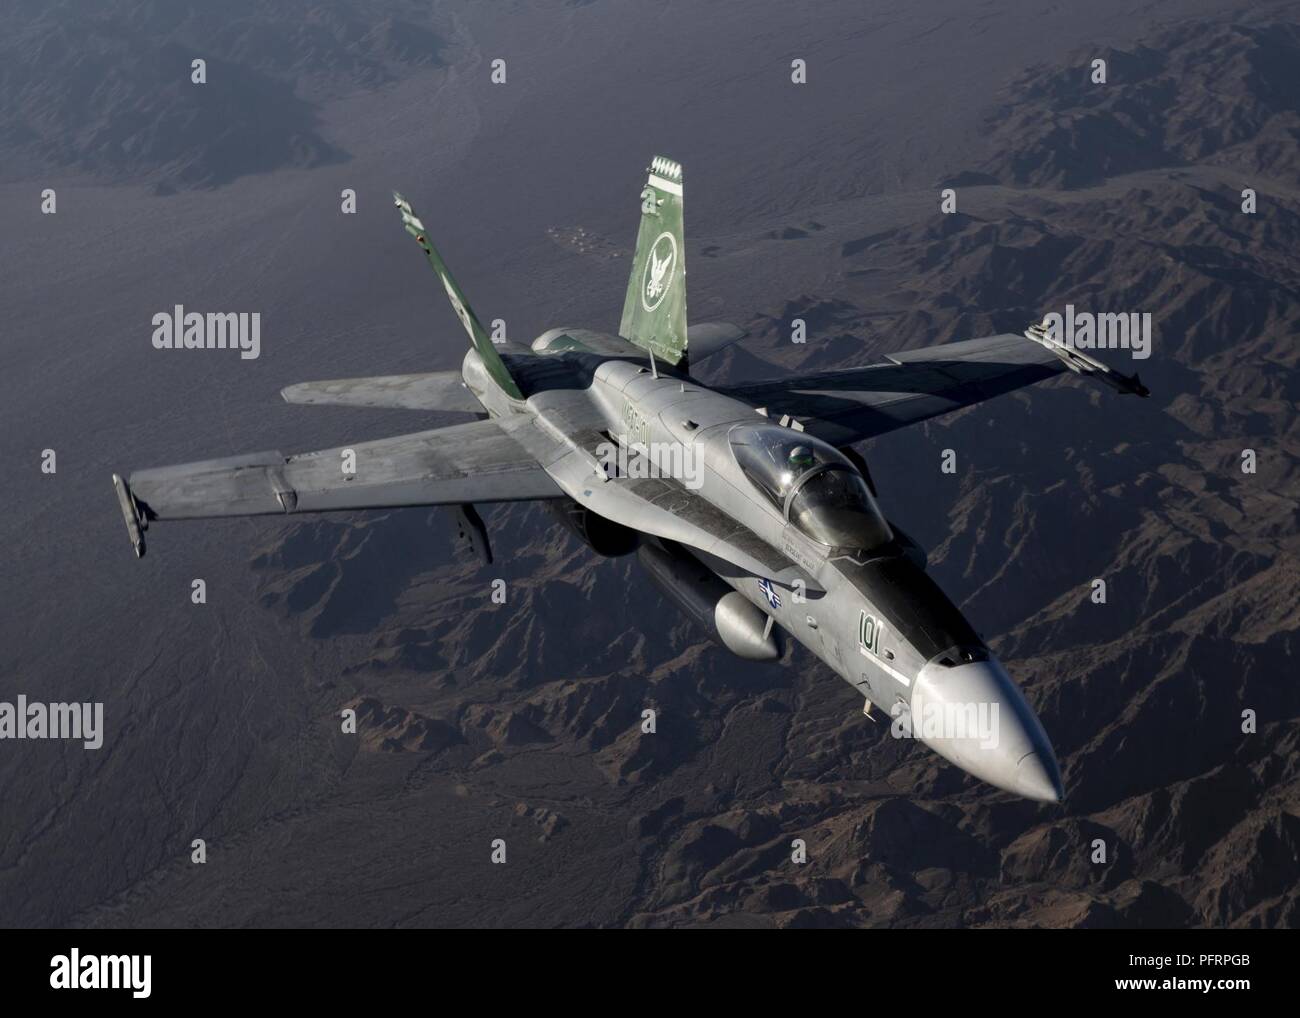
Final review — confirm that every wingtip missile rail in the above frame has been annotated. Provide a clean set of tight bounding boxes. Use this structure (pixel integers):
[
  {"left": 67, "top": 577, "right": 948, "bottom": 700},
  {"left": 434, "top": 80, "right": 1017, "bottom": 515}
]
[
  {"left": 111, "top": 474, "right": 146, "bottom": 558},
  {"left": 1024, "top": 317, "right": 1151, "bottom": 398}
]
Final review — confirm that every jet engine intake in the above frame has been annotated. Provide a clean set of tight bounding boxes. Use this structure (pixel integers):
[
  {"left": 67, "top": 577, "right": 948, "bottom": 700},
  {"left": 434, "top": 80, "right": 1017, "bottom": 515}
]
[
  {"left": 889, "top": 521, "right": 928, "bottom": 571},
  {"left": 547, "top": 499, "right": 640, "bottom": 557}
]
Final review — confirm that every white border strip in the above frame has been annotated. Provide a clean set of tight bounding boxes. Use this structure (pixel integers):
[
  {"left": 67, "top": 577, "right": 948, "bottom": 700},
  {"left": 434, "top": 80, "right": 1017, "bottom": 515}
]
[
  {"left": 647, "top": 174, "right": 682, "bottom": 196},
  {"left": 860, "top": 643, "right": 911, "bottom": 686}
]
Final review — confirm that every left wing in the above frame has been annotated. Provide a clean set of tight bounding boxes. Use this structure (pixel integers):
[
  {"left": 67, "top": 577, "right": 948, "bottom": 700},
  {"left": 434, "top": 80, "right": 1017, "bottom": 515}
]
[
  {"left": 112, "top": 417, "right": 562, "bottom": 557},
  {"left": 718, "top": 329, "right": 1147, "bottom": 446},
  {"left": 280, "top": 371, "right": 483, "bottom": 412}
]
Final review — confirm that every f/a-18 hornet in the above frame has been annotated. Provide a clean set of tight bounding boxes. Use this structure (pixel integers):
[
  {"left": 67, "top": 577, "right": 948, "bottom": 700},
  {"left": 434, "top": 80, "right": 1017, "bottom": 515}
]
[{"left": 113, "top": 156, "right": 1148, "bottom": 802}]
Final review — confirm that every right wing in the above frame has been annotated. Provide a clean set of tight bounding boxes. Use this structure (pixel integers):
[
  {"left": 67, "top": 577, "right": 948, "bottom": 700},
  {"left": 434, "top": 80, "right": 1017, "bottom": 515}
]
[
  {"left": 718, "top": 330, "right": 1147, "bottom": 446},
  {"left": 280, "top": 371, "right": 483, "bottom": 412},
  {"left": 113, "top": 417, "right": 562, "bottom": 557}
]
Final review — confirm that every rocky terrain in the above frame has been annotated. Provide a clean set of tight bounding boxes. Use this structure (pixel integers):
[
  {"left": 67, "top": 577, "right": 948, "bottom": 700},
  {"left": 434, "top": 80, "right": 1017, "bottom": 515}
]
[
  {"left": 0, "top": 0, "right": 454, "bottom": 188},
  {"left": 974, "top": 21, "right": 1300, "bottom": 189},
  {"left": 0, "top": 1, "right": 1296, "bottom": 928}
]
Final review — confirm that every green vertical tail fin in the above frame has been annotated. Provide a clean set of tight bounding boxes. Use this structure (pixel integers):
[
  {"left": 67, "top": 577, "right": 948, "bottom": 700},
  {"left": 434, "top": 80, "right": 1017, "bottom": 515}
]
[
  {"left": 393, "top": 192, "right": 523, "bottom": 400},
  {"left": 619, "top": 156, "right": 687, "bottom": 366}
]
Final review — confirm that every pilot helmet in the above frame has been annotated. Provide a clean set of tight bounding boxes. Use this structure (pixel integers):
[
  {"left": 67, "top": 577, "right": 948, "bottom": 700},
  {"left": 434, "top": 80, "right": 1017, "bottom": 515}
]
[{"left": 786, "top": 445, "right": 815, "bottom": 473}]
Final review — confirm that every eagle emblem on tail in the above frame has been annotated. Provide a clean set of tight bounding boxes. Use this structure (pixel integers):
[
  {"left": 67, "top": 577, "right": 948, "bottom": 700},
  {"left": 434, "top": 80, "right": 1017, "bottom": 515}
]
[
  {"left": 641, "top": 232, "right": 677, "bottom": 311},
  {"left": 647, "top": 248, "right": 671, "bottom": 300}
]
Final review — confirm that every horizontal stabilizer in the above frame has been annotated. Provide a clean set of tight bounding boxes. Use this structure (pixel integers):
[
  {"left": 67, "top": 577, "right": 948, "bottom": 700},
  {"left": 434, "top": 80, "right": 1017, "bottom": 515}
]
[
  {"left": 281, "top": 372, "right": 483, "bottom": 412},
  {"left": 685, "top": 322, "right": 747, "bottom": 363}
]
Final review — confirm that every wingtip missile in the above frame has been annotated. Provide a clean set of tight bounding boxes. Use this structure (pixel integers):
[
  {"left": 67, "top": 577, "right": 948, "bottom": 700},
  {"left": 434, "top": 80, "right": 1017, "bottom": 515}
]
[{"left": 1025, "top": 318, "right": 1151, "bottom": 398}]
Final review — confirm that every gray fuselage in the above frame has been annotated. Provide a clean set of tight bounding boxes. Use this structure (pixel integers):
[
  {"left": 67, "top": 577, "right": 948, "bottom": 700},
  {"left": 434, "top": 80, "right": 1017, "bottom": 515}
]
[{"left": 460, "top": 328, "right": 1064, "bottom": 802}]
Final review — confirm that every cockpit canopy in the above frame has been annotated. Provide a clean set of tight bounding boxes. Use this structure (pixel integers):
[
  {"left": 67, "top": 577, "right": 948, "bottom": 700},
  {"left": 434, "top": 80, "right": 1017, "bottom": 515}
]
[{"left": 729, "top": 424, "right": 893, "bottom": 550}]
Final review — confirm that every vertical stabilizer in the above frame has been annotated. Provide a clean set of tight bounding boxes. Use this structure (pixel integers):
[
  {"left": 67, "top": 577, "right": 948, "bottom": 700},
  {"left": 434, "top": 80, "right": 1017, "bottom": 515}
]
[
  {"left": 393, "top": 192, "right": 523, "bottom": 401},
  {"left": 619, "top": 156, "right": 687, "bottom": 367}
]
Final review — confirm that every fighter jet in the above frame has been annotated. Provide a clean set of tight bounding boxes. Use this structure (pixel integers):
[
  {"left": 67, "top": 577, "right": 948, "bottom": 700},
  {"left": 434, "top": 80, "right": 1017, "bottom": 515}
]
[{"left": 112, "top": 155, "right": 1149, "bottom": 802}]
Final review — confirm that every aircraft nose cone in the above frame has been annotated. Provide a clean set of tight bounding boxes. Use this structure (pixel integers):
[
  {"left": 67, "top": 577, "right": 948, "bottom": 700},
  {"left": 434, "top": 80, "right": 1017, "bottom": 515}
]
[
  {"left": 909, "top": 656, "right": 1063, "bottom": 802},
  {"left": 1015, "top": 747, "right": 1065, "bottom": 804}
]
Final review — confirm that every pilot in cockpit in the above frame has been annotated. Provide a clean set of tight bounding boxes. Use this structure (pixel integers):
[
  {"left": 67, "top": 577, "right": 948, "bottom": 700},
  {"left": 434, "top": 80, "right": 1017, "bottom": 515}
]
[
  {"left": 786, "top": 445, "right": 815, "bottom": 475},
  {"left": 777, "top": 444, "right": 816, "bottom": 495},
  {"left": 730, "top": 424, "right": 894, "bottom": 551}
]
